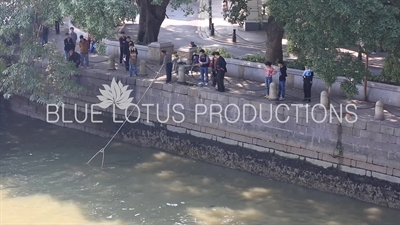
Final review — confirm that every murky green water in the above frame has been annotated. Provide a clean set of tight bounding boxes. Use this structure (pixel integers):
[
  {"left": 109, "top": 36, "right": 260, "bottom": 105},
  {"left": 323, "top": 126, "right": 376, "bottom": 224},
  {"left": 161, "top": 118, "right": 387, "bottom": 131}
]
[{"left": 0, "top": 108, "right": 399, "bottom": 225}]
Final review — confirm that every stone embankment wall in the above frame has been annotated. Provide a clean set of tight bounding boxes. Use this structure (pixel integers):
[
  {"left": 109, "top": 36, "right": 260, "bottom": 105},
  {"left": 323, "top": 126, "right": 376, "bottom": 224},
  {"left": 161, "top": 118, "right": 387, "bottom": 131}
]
[{"left": 6, "top": 70, "right": 400, "bottom": 209}]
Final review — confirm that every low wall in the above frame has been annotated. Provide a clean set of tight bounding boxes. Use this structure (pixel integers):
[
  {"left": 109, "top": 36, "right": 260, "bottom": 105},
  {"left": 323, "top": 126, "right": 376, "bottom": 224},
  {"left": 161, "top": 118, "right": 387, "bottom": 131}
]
[
  {"left": 225, "top": 59, "right": 400, "bottom": 107},
  {"left": 68, "top": 20, "right": 400, "bottom": 108},
  {"left": 6, "top": 70, "right": 400, "bottom": 209}
]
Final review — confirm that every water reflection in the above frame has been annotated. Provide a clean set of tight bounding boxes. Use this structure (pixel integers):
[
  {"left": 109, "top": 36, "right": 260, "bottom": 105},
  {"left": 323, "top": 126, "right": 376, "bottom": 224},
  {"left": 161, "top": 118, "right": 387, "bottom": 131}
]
[{"left": 0, "top": 110, "right": 399, "bottom": 225}]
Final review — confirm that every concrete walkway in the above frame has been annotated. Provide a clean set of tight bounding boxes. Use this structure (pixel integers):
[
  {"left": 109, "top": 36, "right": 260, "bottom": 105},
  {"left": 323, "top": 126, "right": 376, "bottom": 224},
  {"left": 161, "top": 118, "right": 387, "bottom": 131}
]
[
  {"left": 48, "top": 18, "right": 400, "bottom": 122},
  {"left": 120, "top": 4, "right": 265, "bottom": 58}
]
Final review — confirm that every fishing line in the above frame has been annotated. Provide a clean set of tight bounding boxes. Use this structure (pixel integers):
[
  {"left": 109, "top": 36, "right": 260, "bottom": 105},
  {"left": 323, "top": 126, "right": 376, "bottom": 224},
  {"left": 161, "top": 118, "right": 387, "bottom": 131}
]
[{"left": 86, "top": 65, "right": 162, "bottom": 168}]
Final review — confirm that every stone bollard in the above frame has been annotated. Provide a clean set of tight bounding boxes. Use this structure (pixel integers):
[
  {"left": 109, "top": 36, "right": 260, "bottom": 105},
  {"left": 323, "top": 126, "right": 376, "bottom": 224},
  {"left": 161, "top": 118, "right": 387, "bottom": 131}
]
[
  {"left": 177, "top": 66, "right": 186, "bottom": 84},
  {"left": 374, "top": 100, "right": 384, "bottom": 121},
  {"left": 107, "top": 55, "right": 116, "bottom": 70},
  {"left": 139, "top": 60, "right": 147, "bottom": 76},
  {"left": 320, "top": 91, "right": 329, "bottom": 109},
  {"left": 269, "top": 82, "right": 278, "bottom": 100}
]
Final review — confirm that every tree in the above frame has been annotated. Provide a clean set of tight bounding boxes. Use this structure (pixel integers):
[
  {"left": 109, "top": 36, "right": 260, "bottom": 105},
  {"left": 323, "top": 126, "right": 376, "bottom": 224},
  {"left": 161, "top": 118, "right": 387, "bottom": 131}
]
[
  {"left": 381, "top": 0, "right": 400, "bottom": 86},
  {"left": 135, "top": 0, "right": 196, "bottom": 44},
  {"left": 225, "top": 0, "right": 400, "bottom": 99},
  {"left": 64, "top": 0, "right": 195, "bottom": 44},
  {"left": 61, "top": 0, "right": 140, "bottom": 39},
  {"left": 0, "top": 0, "right": 82, "bottom": 104},
  {"left": 268, "top": 0, "right": 400, "bottom": 100},
  {"left": 345, "top": 0, "right": 400, "bottom": 100},
  {"left": 383, "top": 46, "right": 400, "bottom": 85},
  {"left": 224, "top": 0, "right": 284, "bottom": 63},
  {"left": 0, "top": 0, "right": 198, "bottom": 103}
]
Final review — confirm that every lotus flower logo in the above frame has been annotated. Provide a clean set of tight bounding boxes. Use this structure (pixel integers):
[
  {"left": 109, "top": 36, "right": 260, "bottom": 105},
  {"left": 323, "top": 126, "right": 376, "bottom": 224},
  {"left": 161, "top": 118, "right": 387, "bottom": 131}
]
[{"left": 97, "top": 78, "right": 133, "bottom": 110}]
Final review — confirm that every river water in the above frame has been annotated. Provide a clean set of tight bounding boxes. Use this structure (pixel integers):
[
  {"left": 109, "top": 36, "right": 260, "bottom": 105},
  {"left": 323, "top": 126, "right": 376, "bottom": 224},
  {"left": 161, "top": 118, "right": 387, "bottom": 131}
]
[{"left": 0, "top": 109, "right": 399, "bottom": 225}]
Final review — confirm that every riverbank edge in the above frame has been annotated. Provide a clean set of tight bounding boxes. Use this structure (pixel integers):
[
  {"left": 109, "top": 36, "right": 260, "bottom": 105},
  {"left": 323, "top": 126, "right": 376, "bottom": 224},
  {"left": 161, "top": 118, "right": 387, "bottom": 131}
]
[{"left": 2, "top": 96, "right": 400, "bottom": 210}]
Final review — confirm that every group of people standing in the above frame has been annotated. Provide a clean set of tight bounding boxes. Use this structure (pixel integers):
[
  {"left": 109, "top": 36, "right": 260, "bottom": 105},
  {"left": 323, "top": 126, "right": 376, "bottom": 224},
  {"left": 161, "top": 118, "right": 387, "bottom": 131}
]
[
  {"left": 264, "top": 61, "right": 314, "bottom": 102},
  {"left": 189, "top": 50, "right": 228, "bottom": 92},
  {"left": 118, "top": 31, "right": 139, "bottom": 77},
  {"left": 156, "top": 46, "right": 227, "bottom": 92},
  {"left": 188, "top": 43, "right": 230, "bottom": 91},
  {"left": 63, "top": 27, "right": 91, "bottom": 69}
]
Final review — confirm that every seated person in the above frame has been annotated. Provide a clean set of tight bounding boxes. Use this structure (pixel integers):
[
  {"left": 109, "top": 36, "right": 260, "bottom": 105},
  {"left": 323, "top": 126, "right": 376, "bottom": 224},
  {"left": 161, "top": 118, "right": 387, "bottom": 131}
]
[{"left": 68, "top": 49, "right": 81, "bottom": 68}]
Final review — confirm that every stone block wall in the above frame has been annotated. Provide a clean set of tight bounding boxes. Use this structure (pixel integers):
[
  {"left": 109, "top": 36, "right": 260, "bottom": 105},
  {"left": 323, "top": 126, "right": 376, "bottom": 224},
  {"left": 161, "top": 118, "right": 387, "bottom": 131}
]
[
  {"left": 133, "top": 79, "right": 400, "bottom": 178},
  {"left": 5, "top": 70, "right": 400, "bottom": 209}
]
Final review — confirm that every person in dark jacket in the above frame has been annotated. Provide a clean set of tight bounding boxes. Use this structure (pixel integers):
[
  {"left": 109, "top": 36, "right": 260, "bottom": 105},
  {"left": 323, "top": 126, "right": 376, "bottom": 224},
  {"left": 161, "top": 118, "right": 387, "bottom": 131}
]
[
  {"left": 41, "top": 25, "right": 49, "bottom": 45},
  {"left": 119, "top": 31, "right": 126, "bottom": 65},
  {"left": 210, "top": 52, "right": 218, "bottom": 87},
  {"left": 64, "top": 33, "right": 75, "bottom": 60},
  {"left": 160, "top": 50, "right": 172, "bottom": 83},
  {"left": 68, "top": 50, "right": 81, "bottom": 68},
  {"left": 123, "top": 36, "right": 133, "bottom": 71},
  {"left": 277, "top": 61, "right": 287, "bottom": 101},
  {"left": 214, "top": 52, "right": 227, "bottom": 92},
  {"left": 54, "top": 20, "right": 60, "bottom": 34},
  {"left": 302, "top": 66, "right": 314, "bottom": 102}
]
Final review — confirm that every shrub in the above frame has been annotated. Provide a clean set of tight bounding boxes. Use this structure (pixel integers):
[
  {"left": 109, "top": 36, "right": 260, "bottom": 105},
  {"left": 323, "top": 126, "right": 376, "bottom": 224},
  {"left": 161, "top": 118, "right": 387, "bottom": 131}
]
[
  {"left": 284, "top": 60, "right": 305, "bottom": 70},
  {"left": 369, "top": 72, "right": 400, "bottom": 86},
  {"left": 382, "top": 53, "right": 400, "bottom": 85},
  {"left": 197, "top": 47, "right": 233, "bottom": 58},
  {"left": 242, "top": 55, "right": 265, "bottom": 63}
]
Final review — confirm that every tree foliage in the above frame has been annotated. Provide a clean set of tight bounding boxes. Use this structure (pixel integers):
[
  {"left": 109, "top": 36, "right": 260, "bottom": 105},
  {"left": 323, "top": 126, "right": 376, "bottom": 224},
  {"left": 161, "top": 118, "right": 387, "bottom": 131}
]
[
  {"left": 62, "top": 0, "right": 139, "bottom": 39},
  {"left": 223, "top": 0, "right": 400, "bottom": 95},
  {"left": 268, "top": 0, "right": 400, "bottom": 96},
  {"left": 0, "top": 0, "right": 197, "bottom": 104},
  {"left": 383, "top": 47, "right": 400, "bottom": 85},
  {"left": 0, "top": 0, "right": 83, "bottom": 104},
  {"left": 223, "top": 0, "right": 284, "bottom": 63}
]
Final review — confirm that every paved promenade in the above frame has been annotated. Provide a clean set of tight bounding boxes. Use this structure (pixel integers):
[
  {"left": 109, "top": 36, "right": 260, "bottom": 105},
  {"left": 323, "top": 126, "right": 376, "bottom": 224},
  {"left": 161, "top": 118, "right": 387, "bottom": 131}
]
[{"left": 48, "top": 19, "right": 400, "bottom": 121}]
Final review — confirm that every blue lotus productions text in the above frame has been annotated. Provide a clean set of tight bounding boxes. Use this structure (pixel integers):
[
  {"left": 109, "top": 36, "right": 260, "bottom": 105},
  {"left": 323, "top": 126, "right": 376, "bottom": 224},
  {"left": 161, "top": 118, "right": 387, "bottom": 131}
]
[{"left": 46, "top": 103, "right": 358, "bottom": 124}]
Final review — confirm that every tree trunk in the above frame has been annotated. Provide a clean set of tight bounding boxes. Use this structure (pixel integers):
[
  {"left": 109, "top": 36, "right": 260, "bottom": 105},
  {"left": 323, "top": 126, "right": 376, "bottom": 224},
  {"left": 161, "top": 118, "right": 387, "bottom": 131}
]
[
  {"left": 364, "top": 53, "right": 369, "bottom": 101},
  {"left": 264, "top": 16, "right": 284, "bottom": 63},
  {"left": 137, "top": 0, "right": 168, "bottom": 44},
  {"left": 327, "top": 86, "right": 331, "bottom": 107},
  {"left": 143, "top": 3, "right": 166, "bottom": 44},
  {"left": 137, "top": 4, "right": 146, "bottom": 43}
]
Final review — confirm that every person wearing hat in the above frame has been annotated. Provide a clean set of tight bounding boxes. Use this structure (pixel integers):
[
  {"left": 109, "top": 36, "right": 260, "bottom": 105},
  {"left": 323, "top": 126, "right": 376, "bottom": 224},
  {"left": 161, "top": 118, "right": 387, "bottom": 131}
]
[{"left": 302, "top": 66, "right": 314, "bottom": 102}]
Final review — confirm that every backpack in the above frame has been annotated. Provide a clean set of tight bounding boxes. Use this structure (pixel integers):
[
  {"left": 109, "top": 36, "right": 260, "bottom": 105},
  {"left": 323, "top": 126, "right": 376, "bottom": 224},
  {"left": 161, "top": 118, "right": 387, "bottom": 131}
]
[{"left": 192, "top": 54, "right": 199, "bottom": 64}]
